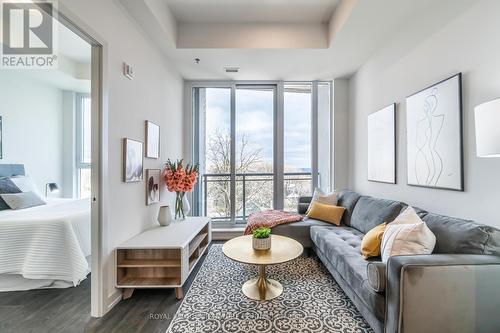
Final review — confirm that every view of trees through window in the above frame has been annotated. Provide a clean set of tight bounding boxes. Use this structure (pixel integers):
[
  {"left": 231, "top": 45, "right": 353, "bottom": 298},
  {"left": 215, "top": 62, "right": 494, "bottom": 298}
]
[{"left": 198, "top": 84, "right": 318, "bottom": 223}]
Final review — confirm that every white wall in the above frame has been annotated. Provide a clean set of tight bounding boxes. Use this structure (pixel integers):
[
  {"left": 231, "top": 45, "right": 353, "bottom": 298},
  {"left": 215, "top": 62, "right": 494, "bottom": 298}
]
[
  {"left": 348, "top": 0, "right": 500, "bottom": 227},
  {"left": 59, "top": 0, "right": 184, "bottom": 314},
  {"left": 0, "top": 72, "right": 64, "bottom": 195}
]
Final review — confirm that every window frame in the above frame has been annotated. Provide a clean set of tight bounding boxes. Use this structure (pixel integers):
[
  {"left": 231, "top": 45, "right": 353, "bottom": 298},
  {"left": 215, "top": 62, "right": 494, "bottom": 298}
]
[
  {"left": 188, "top": 80, "right": 331, "bottom": 227},
  {"left": 76, "top": 93, "right": 91, "bottom": 198}
]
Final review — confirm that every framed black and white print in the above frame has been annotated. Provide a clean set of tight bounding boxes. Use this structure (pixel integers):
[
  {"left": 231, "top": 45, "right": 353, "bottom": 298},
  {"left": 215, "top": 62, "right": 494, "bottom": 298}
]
[
  {"left": 123, "top": 138, "right": 143, "bottom": 182},
  {"left": 368, "top": 104, "right": 396, "bottom": 183},
  {"left": 406, "top": 73, "right": 463, "bottom": 191},
  {"left": 145, "top": 121, "right": 160, "bottom": 159}
]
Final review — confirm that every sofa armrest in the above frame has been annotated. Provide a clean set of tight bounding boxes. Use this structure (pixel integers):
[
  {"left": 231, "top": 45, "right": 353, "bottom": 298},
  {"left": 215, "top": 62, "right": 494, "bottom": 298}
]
[
  {"left": 297, "top": 196, "right": 313, "bottom": 215},
  {"left": 386, "top": 254, "right": 500, "bottom": 333}
]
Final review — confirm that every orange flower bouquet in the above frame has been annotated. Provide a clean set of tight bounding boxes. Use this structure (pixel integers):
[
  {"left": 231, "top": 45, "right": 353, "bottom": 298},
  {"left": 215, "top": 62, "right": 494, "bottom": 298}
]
[{"left": 164, "top": 159, "right": 199, "bottom": 220}]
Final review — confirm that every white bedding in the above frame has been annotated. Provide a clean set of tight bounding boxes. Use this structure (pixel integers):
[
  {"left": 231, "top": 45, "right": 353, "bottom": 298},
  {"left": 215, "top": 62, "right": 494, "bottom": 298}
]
[{"left": 0, "top": 198, "right": 91, "bottom": 291}]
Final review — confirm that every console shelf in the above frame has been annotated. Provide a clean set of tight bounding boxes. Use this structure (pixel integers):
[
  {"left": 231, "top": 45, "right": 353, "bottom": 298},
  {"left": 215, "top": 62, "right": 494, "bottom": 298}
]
[{"left": 115, "top": 217, "right": 211, "bottom": 300}]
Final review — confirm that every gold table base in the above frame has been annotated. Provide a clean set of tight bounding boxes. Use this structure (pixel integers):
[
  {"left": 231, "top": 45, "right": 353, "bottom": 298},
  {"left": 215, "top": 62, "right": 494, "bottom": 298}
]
[{"left": 241, "top": 265, "right": 283, "bottom": 301}]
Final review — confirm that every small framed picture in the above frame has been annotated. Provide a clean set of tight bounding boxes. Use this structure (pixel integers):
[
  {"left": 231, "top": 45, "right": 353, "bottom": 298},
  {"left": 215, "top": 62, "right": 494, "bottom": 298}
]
[
  {"left": 146, "top": 121, "right": 160, "bottom": 159},
  {"left": 146, "top": 169, "right": 160, "bottom": 205},
  {"left": 123, "top": 138, "right": 143, "bottom": 182}
]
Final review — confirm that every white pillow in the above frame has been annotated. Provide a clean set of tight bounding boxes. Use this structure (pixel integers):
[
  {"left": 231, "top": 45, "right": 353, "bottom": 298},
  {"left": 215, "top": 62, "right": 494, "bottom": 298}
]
[
  {"left": 10, "top": 176, "right": 41, "bottom": 195},
  {"left": 381, "top": 206, "right": 436, "bottom": 262},
  {"left": 306, "top": 188, "right": 339, "bottom": 214}
]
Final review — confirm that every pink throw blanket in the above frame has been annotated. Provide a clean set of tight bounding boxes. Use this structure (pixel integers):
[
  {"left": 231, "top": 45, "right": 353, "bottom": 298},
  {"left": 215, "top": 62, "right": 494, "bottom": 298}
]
[{"left": 244, "top": 210, "right": 303, "bottom": 235}]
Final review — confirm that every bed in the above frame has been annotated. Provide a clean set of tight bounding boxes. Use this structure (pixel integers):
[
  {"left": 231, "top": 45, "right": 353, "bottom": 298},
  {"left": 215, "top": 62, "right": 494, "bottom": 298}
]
[{"left": 0, "top": 164, "right": 91, "bottom": 291}]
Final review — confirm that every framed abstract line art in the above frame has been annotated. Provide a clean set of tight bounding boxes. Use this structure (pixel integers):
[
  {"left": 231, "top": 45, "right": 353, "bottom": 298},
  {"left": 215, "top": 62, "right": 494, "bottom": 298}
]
[
  {"left": 145, "top": 121, "right": 160, "bottom": 159},
  {"left": 146, "top": 169, "right": 160, "bottom": 205},
  {"left": 367, "top": 104, "right": 396, "bottom": 183},
  {"left": 123, "top": 138, "right": 143, "bottom": 182},
  {"left": 406, "top": 73, "right": 463, "bottom": 191}
]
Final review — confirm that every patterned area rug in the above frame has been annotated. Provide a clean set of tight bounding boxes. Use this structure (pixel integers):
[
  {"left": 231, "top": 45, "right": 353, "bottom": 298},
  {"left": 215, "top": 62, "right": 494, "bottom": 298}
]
[{"left": 167, "top": 244, "right": 374, "bottom": 333}]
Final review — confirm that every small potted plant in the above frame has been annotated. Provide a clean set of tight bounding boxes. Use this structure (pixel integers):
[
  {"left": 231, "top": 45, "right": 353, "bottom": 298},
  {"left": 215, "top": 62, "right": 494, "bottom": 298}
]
[{"left": 252, "top": 227, "right": 272, "bottom": 251}]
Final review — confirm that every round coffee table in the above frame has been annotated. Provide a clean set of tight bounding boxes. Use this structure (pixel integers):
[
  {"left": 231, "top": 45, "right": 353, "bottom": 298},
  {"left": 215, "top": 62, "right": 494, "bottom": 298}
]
[{"left": 222, "top": 234, "right": 303, "bottom": 301}]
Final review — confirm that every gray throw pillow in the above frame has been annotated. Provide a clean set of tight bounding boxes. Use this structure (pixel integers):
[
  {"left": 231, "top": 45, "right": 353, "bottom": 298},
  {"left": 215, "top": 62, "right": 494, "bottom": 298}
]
[
  {"left": 1, "top": 191, "right": 46, "bottom": 210},
  {"left": 366, "top": 261, "right": 386, "bottom": 293},
  {"left": 0, "top": 177, "right": 22, "bottom": 210}
]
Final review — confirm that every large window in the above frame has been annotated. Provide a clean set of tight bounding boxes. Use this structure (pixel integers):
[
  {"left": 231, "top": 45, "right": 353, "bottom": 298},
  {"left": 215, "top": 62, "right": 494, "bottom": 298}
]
[
  {"left": 193, "top": 82, "right": 330, "bottom": 225},
  {"left": 284, "top": 83, "right": 312, "bottom": 211},
  {"left": 76, "top": 94, "right": 91, "bottom": 198}
]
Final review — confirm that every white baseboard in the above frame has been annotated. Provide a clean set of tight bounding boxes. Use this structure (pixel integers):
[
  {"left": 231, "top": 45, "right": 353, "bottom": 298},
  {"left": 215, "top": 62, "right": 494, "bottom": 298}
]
[{"left": 105, "top": 289, "right": 122, "bottom": 315}]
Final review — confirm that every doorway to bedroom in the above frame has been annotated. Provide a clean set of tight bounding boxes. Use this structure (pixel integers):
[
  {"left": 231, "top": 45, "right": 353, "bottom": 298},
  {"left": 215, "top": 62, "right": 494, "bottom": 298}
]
[{"left": 0, "top": 5, "right": 101, "bottom": 328}]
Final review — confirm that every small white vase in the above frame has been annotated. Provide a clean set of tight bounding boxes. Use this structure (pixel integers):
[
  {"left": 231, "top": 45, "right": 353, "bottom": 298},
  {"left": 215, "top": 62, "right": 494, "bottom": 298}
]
[
  {"left": 182, "top": 195, "right": 191, "bottom": 217},
  {"left": 158, "top": 205, "right": 173, "bottom": 226},
  {"left": 252, "top": 237, "right": 271, "bottom": 251}
]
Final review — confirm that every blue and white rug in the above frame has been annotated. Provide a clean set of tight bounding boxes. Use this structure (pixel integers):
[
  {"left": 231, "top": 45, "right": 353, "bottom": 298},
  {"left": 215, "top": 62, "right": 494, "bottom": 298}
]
[{"left": 167, "top": 244, "right": 373, "bottom": 333}]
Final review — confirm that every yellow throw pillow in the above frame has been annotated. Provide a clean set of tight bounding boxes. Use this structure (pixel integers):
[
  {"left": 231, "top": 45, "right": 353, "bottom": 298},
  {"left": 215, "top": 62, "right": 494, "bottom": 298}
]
[
  {"left": 361, "top": 222, "right": 387, "bottom": 259},
  {"left": 307, "top": 202, "right": 345, "bottom": 226}
]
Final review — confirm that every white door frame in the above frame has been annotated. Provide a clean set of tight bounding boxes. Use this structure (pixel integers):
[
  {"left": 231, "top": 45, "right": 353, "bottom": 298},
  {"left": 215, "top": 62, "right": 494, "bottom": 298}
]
[{"left": 56, "top": 5, "right": 110, "bottom": 317}]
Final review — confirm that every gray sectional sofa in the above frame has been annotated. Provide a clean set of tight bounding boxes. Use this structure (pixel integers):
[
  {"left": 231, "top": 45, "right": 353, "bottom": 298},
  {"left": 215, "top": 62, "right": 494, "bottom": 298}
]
[{"left": 273, "top": 190, "right": 500, "bottom": 333}]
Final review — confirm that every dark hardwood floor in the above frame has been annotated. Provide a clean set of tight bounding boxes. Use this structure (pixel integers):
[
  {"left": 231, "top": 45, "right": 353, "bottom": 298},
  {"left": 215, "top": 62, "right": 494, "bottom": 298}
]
[{"left": 0, "top": 246, "right": 211, "bottom": 333}]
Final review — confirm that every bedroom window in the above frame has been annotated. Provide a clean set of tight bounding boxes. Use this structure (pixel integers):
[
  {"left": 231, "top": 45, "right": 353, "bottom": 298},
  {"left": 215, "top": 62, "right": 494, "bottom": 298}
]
[{"left": 76, "top": 94, "right": 91, "bottom": 199}]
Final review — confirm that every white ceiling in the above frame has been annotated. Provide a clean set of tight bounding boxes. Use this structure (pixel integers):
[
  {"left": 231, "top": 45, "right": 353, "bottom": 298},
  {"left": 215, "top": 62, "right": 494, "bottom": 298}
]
[
  {"left": 120, "top": 0, "right": 476, "bottom": 81},
  {"left": 58, "top": 22, "right": 91, "bottom": 64},
  {"left": 164, "top": 0, "right": 339, "bottom": 23}
]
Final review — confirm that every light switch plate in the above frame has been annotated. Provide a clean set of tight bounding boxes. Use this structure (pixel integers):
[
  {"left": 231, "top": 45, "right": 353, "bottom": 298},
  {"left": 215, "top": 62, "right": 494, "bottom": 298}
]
[{"left": 123, "top": 62, "right": 133, "bottom": 79}]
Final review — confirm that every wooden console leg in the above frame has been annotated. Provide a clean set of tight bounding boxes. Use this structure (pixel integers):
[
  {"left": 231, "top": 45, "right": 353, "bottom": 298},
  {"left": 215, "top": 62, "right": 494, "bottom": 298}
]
[
  {"left": 122, "top": 288, "right": 134, "bottom": 300},
  {"left": 175, "top": 287, "right": 184, "bottom": 299}
]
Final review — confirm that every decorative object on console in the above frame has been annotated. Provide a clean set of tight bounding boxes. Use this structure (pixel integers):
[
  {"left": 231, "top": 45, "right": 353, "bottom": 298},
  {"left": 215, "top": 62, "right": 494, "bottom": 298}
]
[
  {"left": 252, "top": 227, "right": 271, "bottom": 251},
  {"left": 146, "top": 169, "right": 160, "bottom": 205},
  {"left": 145, "top": 121, "right": 160, "bottom": 159},
  {"left": 474, "top": 97, "right": 500, "bottom": 157},
  {"left": 157, "top": 205, "right": 173, "bottom": 226},
  {"left": 123, "top": 138, "right": 143, "bottom": 183},
  {"left": 45, "top": 182, "right": 59, "bottom": 197},
  {"left": 406, "top": 73, "right": 463, "bottom": 191},
  {"left": 367, "top": 103, "right": 396, "bottom": 183},
  {"left": 164, "top": 159, "right": 199, "bottom": 220}
]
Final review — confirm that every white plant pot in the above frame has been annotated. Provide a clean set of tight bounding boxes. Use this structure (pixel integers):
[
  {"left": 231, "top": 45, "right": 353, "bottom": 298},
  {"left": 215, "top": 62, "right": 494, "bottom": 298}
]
[{"left": 252, "top": 236, "right": 271, "bottom": 251}]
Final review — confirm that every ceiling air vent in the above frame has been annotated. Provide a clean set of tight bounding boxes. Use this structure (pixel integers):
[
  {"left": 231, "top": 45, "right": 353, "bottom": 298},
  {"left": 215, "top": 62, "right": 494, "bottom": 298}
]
[{"left": 224, "top": 67, "right": 239, "bottom": 73}]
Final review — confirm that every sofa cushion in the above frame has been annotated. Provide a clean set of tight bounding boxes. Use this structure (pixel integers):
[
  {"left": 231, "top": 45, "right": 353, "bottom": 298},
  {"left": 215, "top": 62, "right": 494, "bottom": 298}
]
[
  {"left": 350, "top": 196, "right": 404, "bottom": 234},
  {"left": 381, "top": 206, "right": 436, "bottom": 262},
  {"left": 307, "top": 202, "right": 345, "bottom": 226},
  {"left": 422, "top": 213, "right": 500, "bottom": 255},
  {"left": 272, "top": 218, "right": 332, "bottom": 248},
  {"left": 337, "top": 190, "right": 362, "bottom": 226},
  {"left": 310, "top": 226, "right": 385, "bottom": 321}
]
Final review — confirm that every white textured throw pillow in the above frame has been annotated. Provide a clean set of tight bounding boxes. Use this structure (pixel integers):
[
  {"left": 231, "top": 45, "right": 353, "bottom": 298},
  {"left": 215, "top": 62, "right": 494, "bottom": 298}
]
[
  {"left": 381, "top": 206, "right": 436, "bottom": 262},
  {"left": 306, "top": 188, "right": 339, "bottom": 214},
  {"left": 10, "top": 175, "right": 41, "bottom": 195}
]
